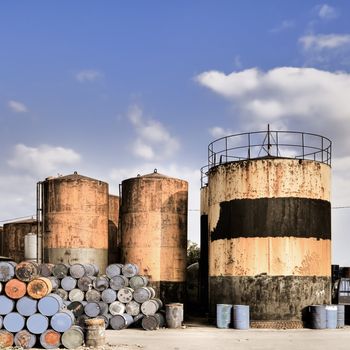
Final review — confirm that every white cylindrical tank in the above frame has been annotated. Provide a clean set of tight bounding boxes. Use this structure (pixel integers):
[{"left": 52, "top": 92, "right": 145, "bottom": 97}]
[{"left": 24, "top": 233, "right": 37, "bottom": 261}]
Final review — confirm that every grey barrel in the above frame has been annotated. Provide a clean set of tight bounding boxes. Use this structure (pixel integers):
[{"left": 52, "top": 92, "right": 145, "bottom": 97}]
[
  {"left": 0, "top": 315, "right": 2, "bottom": 329},
  {"left": 15, "top": 261, "right": 39, "bottom": 282},
  {"left": 309, "top": 305, "right": 327, "bottom": 329},
  {"left": 142, "top": 313, "right": 165, "bottom": 331},
  {"left": 326, "top": 305, "right": 337, "bottom": 329},
  {"left": 98, "top": 301, "right": 109, "bottom": 316},
  {"left": 233, "top": 305, "right": 250, "bottom": 330},
  {"left": 68, "top": 288, "right": 84, "bottom": 302},
  {"left": 86, "top": 289, "right": 101, "bottom": 302},
  {"left": 51, "top": 310, "right": 75, "bottom": 332},
  {"left": 96, "top": 314, "right": 110, "bottom": 329},
  {"left": 110, "top": 275, "right": 129, "bottom": 290},
  {"left": 0, "top": 295, "right": 15, "bottom": 315},
  {"left": 77, "top": 276, "right": 94, "bottom": 291},
  {"left": 133, "top": 287, "right": 151, "bottom": 303},
  {"left": 39, "top": 263, "right": 55, "bottom": 277},
  {"left": 337, "top": 304, "right": 345, "bottom": 328},
  {"left": 69, "top": 264, "right": 86, "bottom": 279},
  {"left": 93, "top": 276, "right": 109, "bottom": 291},
  {"left": 102, "top": 288, "right": 117, "bottom": 303},
  {"left": 38, "top": 293, "right": 63, "bottom": 316},
  {"left": 0, "top": 262, "right": 15, "bottom": 282},
  {"left": 166, "top": 303, "right": 184, "bottom": 329},
  {"left": 14, "top": 330, "right": 36, "bottom": 349},
  {"left": 67, "top": 301, "right": 84, "bottom": 317},
  {"left": 3, "top": 312, "right": 25, "bottom": 332},
  {"left": 117, "top": 287, "right": 134, "bottom": 303},
  {"left": 129, "top": 275, "right": 148, "bottom": 289},
  {"left": 109, "top": 301, "right": 126, "bottom": 316},
  {"left": 56, "top": 288, "right": 68, "bottom": 300},
  {"left": 85, "top": 318, "right": 105, "bottom": 347},
  {"left": 126, "top": 301, "right": 141, "bottom": 316},
  {"left": 40, "top": 329, "right": 61, "bottom": 349},
  {"left": 62, "top": 325, "right": 84, "bottom": 349},
  {"left": 148, "top": 286, "right": 156, "bottom": 298},
  {"left": 61, "top": 276, "right": 77, "bottom": 291},
  {"left": 48, "top": 276, "right": 60, "bottom": 291},
  {"left": 16, "top": 296, "right": 37, "bottom": 316},
  {"left": 110, "top": 314, "right": 134, "bottom": 330},
  {"left": 106, "top": 264, "right": 122, "bottom": 278},
  {"left": 122, "top": 263, "right": 139, "bottom": 278},
  {"left": 76, "top": 314, "right": 89, "bottom": 329},
  {"left": 216, "top": 304, "right": 232, "bottom": 329},
  {"left": 53, "top": 263, "right": 69, "bottom": 279},
  {"left": 141, "top": 300, "right": 159, "bottom": 316},
  {"left": 27, "top": 313, "right": 49, "bottom": 334},
  {"left": 85, "top": 302, "right": 102, "bottom": 317},
  {"left": 84, "top": 263, "right": 99, "bottom": 277}
]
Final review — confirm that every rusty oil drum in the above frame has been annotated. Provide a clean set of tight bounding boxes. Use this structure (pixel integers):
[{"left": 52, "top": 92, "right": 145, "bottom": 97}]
[{"left": 27, "top": 277, "right": 52, "bottom": 299}]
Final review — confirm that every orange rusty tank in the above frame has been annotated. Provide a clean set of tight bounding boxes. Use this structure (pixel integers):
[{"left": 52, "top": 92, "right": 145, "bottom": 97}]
[
  {"left": 108, "top": 195, "right": 120, "bottom": 264},
  {"left": 1, "top": 219, "right": 37, "bottom": 262},
  {"left": 121, "top": 170, "right": 188, "bottom": 303},
  {"left": 42, "top": 173, "right": 109, "bottom": 273},
  {"left": 206, "top": 130, "right": 332, "bottom": 326},
  {"left": 5, "top": 279, "right": 27, "bottom": 299}
]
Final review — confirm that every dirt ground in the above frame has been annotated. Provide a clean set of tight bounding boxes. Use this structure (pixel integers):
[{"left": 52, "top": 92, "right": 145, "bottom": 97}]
[{"left": 104, "top": 325, "right": 350, "bottom": 350}]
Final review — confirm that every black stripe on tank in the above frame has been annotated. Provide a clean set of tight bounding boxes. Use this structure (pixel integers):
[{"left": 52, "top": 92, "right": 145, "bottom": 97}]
[{"left": 210, "top": 197, "right": 331, "bottom": 241}]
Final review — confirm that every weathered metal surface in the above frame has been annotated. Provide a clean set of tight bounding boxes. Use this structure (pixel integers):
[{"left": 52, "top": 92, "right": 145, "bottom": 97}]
[
  {"left": 85, "top": 318, "right": 105, "bottom": 347},
  {"left": 121, "top": 172, "right": 187, "bottom": 302},
  {"left": 27, "top": 277, "right": 52, "bottom": 299},
  {"left": 210, "top": 237, "right": 331, "bottom": 277},
  {"left": 0, "top": 330, "right": 14, "bottom": 347},
  {"left": 108, "top": 195, "right": 120, "bottom": 264},
  {"left": 1, "top": 219, "right": 37, "bottom": 262},
  {"left": 62, "top": 325, "right": 84, "bottom": 349},
  {"left": 14, "top": 330, "right": 36, "bottom": 349},
  {"left": 0, "top": 262, "right": 15, "bottom": 282},
  {"left": 165, "top": 303, "right": 183, "bottom": 328},
  {"left": 209, "top": 275, "right": 331, "bottom": 320},
  {"left": 4, "top": 278, "right": 26, "bottom": 299},
  {"left": 15, "top": 261, "right": 39, "bottom": 282},
  {"left": 200, "top": 186, "right": 209, "bottom": 311},
  {"left": 216, "top": 304, "right": 232, "bottom": 329},
  {"left": 208, "top": 158, "right": 332, "bottom": 321},
  {"left": 233, "top": 304, "right": 250, "bottom": 330},
  {"left": 43, "top": 174, "right": 109, "bottom": 272},
  {"left": 40, "top": 329, "right": 61, "bottom": 349}
]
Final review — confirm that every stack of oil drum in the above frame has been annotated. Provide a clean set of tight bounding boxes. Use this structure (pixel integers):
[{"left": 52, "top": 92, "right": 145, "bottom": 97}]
[
  {"left": 0, "top": 260, "right": 83, "bottom": 349},
  {"left": 48, "top": 262, "right": 165, "bottom": 331}
]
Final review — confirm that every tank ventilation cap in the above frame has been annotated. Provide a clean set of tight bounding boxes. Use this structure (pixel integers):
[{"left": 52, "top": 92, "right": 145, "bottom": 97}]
[
  {"left": 154, "top": 168, "right": 157, "bottom": 173},
  {"left": 137, "top": 174, "right": 140, "bottom": 177},
  {"left": 74, "top": 171, "right": 78, "bottom": 175}
]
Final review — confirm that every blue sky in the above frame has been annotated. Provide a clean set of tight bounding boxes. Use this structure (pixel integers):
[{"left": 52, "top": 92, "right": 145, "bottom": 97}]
[{"left": 1, "top": 1, "right": 350, "bottom": 264}]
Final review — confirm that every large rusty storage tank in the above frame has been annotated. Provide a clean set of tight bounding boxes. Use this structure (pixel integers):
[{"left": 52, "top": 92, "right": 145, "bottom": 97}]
[
  {"left": 199, "top": 178, "right": 209, "bottom": 311},
  {"left": 206, "top": 130, "right": 332, "bottom": 327},
  {"left": 121, "top": 170, "right": 188, "bottom": 303},
  {"left": 42, "top": 173, "right": 109, "bottom": 272},
  {"left": 1, "top": 219, "right": 37, "bottom": 262},
  {"left": 108, "top": 194, "right": 120, "bottom": 264}
]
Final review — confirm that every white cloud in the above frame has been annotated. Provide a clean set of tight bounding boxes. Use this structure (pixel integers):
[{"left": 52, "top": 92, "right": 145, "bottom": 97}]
[
  {"left": 75, "top": 70, "right": 103, "bottom": 82},
  {"left": 196, "top": 67, "right": 350, "bottom": 155},
  {"left": 270, "top": 20, "right": 295, "bottom": 33},
  {"left": 8, "top": 100, "right": 28, "bottom": 113},
  {"left": 317, "top": 4, "right": 338, "bottom": 20},
  {"left": 299, "top": 34, "right": 350, "bottom": 51},
  {"left": 127, "top": 105, "right": 180, "bottom": 161},
  {"left": 8, "top": 144, "right": 81, "bottom": 177},
  {"left": 209, "top": 126, "right": 234, "bottom": 138}
]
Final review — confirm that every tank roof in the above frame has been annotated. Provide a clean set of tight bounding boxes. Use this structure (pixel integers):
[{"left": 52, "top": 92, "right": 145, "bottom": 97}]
[
  {"left": 123, "top": 169, "right": 187, "bottom": 183},
  {"left": 44, "top": 172, "right": 108, "bottom": 184},
  {"left": 4, "top": 218, "right": 37, "bottom": 225}
]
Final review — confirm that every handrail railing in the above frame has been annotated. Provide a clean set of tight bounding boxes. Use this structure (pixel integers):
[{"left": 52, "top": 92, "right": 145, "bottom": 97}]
[{"left": 201, "top": 129, "right": 332, "bottom": 187}]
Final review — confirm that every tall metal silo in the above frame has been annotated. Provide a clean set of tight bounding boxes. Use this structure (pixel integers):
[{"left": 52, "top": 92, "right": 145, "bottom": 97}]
[
  {"left": 205, "top": 129, "right": 332, "bottom": 327},
  {"left": 108, "top": 194, "right": 120, "bottom": 264},
  {"left": 40, "top": 173, "right": 109, "bottom": 272},
  {"left": 1, "top": 219, "right": 37, "bottom": 262},
  {"left": 121, "top": 170, "right": 188, "bottom": 303}
]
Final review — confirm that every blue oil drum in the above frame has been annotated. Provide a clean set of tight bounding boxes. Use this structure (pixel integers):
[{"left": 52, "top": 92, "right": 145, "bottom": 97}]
[
  {"left": 84, "top": 302, "right": 101, "bottom": 317},
  {"left": 27, "top": 313, "right": 49, "bottom": 334},
  {"left": 3, "top": 312, "right": 25, "bottom": 332},
  {"left": 38, "top": 293, "right": 63, "bottom": 316},
  {"left": 216, "top": 304, "right": 232, "bottom": 329},
  {"left": 233, "top": 305, "right": 250, "bottom": 330},
  {"left": 309, "top": 305, "right": 326, "bottom": 329},
  {"left": 16, "top": 296, "right": 37, "bottom": 316},
  {"left": 337, "top": 304, "right": 345, "bottom": 328},
  {"left": 0, "top": 295, "right": 15, "bottom": 315},
  {"left": 102, "top": 288, "right": 117, "bottom": 303},
  {"left": 326, "top": 305, "right": 337, "bottom": 329},
  {"left": 51, "top": 310, "right": 74, "bottom": 332}
]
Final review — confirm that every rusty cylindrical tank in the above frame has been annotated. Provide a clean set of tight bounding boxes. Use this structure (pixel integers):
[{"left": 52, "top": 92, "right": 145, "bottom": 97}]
[
  {"left": 121, "top": 170, "right": 188, "bottom": 303},
  {"left": 108, "top": 195, "right": 120, "bottom": 264},
  {"left": 43, "top": 173, "right": 109, "bottom": 273},
  {"left": 199, "top": 184, "right": 209, "bottom": 311},
  {"left": 207, "top": 130, "right": 332, "bottom": 326},
  {"left": 1, "top": 219, "right": 37, "bottom": 262}
]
